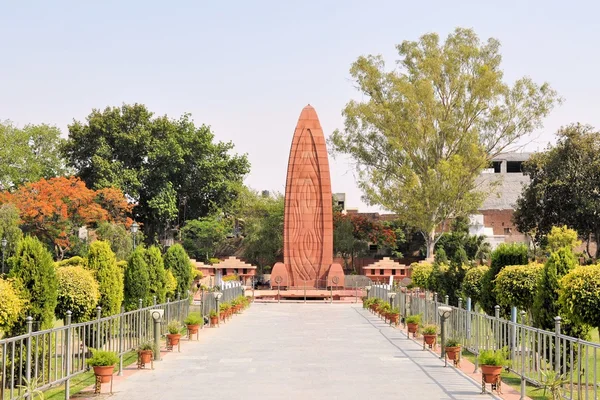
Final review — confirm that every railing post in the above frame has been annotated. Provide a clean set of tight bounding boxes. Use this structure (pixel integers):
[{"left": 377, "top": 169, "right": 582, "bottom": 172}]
[
  {"left": 554, "top": 316, "right": 561, "bottom": 373},
  {"left": 177, "top": 293, "right": 181, "bottom": 322},
  {"left": 118, "top": 305, "right": 124, "bottom": 376},
  {"left": 25, "top": 316, "right": 33, "bottom": 387},
  {"left": 474, "top": 312, "right": 479, "bottom": 373},
  {"left": 64, "top": 311, "right": 72, "bottom": 400},
  {"left": 466, "top": 297, "right": 472, "bottom": 342},
  {"left": 494, "top": 305, "right": 500, "bottom": 349},
  {"left": 138, "top": 299, "right": 143, "bottom": 343},
  {"left": 520, "top": 310, "right": 527, "bottom": 400},
  {"left": 166, "top": 298, "right": 170, "bottom": 323},
  {"left": 444, "top": 295, "right": 449, "bottom": 305},
  {"left": 153, "top": 296, "right": 157, "bottom": 306},
  {"left": 95, "top": 306, "right": 102, "bottom": 349},
  {"left": 511, "top": 306, "right": 517, "bottom": 365}
]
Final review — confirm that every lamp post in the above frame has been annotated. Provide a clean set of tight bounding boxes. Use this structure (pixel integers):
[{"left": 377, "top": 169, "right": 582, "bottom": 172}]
[
  {"left": 131, "top": 221, "right": 139, "bottom": 249},
  {"left": 1, "top": 237, "right": 7, "bottom": 275},
  {"left": 388, "top": 292, "right": 397, "bottom": 325},
  {"left": 213, "top": 291, "right": 223, "bottom": 327},
  {"left": 437, "top": 306, "right": 453, "bottom": 366}
]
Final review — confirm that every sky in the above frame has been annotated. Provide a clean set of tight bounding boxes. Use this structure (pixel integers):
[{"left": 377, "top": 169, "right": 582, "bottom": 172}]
[{"left": 1, "top": 0, "right": 600, "bottom": 212}]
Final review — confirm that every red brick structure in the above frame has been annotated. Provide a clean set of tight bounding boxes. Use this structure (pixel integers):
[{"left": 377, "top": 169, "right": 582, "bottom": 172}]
[
  {"left": 196, "top": 257, "right": 257, "bottom": 286},
  {"left": 362, "top": 257, "right": 411, "bottom": 283},
  {"left": 275, "top": 105, "right": 336, "bottom": 289}
]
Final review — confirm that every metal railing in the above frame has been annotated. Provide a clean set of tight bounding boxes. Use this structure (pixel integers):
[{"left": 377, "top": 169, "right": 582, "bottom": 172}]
[
  {"left": 0, "top": 295, "right": 190, "bottom": 400},
  {"left": 368, "top": 284, "right": 600, "bottom": 399},
  {"left": 195, "top": 282, "right": 244, "bottom": 317}
]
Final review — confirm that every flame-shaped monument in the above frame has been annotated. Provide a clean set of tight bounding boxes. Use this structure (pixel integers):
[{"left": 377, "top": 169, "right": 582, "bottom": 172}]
[{"left": 271, "top": 105, "right": 344, "bottom": 289}]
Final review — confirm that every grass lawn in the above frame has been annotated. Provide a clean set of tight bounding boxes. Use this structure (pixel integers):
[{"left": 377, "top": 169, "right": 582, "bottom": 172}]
[{"left": 43, "top": 351, "right": 139, "bottom": 400}]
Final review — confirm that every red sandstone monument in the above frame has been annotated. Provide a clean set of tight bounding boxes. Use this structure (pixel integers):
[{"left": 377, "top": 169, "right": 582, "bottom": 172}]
[{"left": 271, "top": 105, "right": 344, "bottom": 289}]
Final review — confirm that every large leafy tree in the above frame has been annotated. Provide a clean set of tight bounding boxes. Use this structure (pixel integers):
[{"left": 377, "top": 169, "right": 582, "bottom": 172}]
[
  {"left": 0, "top": 177, "right": 131, "bottom": 259},
  {"left": 514, "top": 124, "right": 600, "bottom": 257},
  {"left": 0, "top": 121, "right": 67, "bottom": 191},
  {"left": 181, "top": 216, "right": 229, "bottom": 262},
  {"left": 62, "top": 104, "right": 250, "bottom": 243},
  {"left": 329, "top": 28, "right": 559, "bottom": 258},
  {"left": 0, "top": 204, "right": 23, "bottom": 259}
]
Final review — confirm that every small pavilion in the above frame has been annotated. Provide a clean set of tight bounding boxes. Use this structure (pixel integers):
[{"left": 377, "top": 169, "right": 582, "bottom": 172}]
[
  {"left": 197, "top": 256, "right": 257, "bottom": 286},
  {"left": 362, "top": 257, "right": 411, "bottom": 283}
]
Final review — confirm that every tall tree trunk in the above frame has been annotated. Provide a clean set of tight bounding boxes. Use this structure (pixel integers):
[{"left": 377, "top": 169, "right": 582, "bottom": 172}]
[
  {"left": 595, "top": 231, "right": 600, "bottom": 260},
  {"left": 423, "top": 230, "right": 436, "bottom": 261}
]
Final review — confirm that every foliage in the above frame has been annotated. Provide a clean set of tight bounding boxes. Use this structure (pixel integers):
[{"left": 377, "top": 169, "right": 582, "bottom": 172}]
[
  {"left": 209, "top": 310, "right": 217, "bottom": 318},
  {"left": 513, "top": 124, "right": 600, "bottom": 257},
  {"left": 559, "top": 264, "right": 600, "bottom": 332},
  {"left": 536, "top": 369, "right": 569, "bottom": 400},
  {"left": 410, "top": 262, "right": 433, "bottom": 289},
  {"left": 329, "top": 28, "right": 559, "bottom": 258},
  {"left": 0, "top": 121, "right": 67, "bottom": 191},
  {"left": 0, "top": 176, "right": 131, "bottom": 259},
  {"left": 95, "top": 222, "right": 133, "bottom": 261},
  {"left": 461, "top": 265, "right": 488, "bottom": 305},
  {"left": 405, "top": 314, "right": 421, "bottom": 324},
  {"left": 546, "top": 225, "right": 580, "bottom": 252},
  {"left": 494, "top": 263, "right": 543, "bottom": 313},
  {"left": 222, "top": 274, "right": 239, "bottom": 282},
  {"left": 55, "top": 266, "right": 99, "bottom": 322},
  {"left": 477, "top": 349, "right": 508, "bottom": 366},
  {"left": 8, "top": 236, "right": 58, "bottom": 333},
  {"left": 436, "top": 217, "right": 491, "bottom": 263},
  {"left": 235, "top": 188, "right": 284, "bottom": 272},
  {"left": 62, "top": 104, "right": 250, "bottom": 243},
  {"left": 533, "top": 247, "right": 577, "bottom": 331},
  {"left": 445, "top": 338, "right": 461, "bottom": 347},
  {"left": 16, "top": 376, "right": 45, "bottom": 400},
  {"left": 165, "top": 269, "right": 178, "bottom": 299},
  {"left": 181, "top": 216, "right": 228, "bottom": 262},
  {"left": 422, "top": 325, "right": 437, "bottom": 335},
  {"left": 137, "top": 341, "right": 156, "bottom": 352},
  {"left": 145, "top": 246, "right": 167, "bottom": 303},
  {"left": 86, "top": 349, "right": 118, "bottom": 367},
  {"left": 0, "top": 203, "right": 23, "bottom": 258},
  {"left": 164, "top": 244, "right": 192, "bottom": 297},
  {"left": 167, "top": 321, "right": 181, "bottom": 334},
  {"left": 184, "top": 312, "right": 203, "bottom": 326},
  {"left": 427, "top": 260, "right": 448, "bottom": 296},
  {"left": 86, "top": 241, "right": 124, "bottom": 316},
  {"left": 0, "top": 278, "right": 27, "bottom": 332},
  {"left": 57, "top": 256, "right": 87, "bottom": 268},
  {"left": 124, "top": 248, "right": 150, "bottom": 310},
  {"left": 480, "top": 243, "right": 528, "bottom": 315}
]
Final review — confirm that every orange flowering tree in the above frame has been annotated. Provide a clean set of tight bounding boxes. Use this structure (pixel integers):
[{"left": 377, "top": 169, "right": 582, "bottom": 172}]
[{"left": 0, "top": 176, "right": 132, "bottom": 259}]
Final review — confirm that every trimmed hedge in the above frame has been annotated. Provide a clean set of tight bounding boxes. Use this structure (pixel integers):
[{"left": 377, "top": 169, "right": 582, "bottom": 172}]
[
  {"left": 87, "top": 241, "right": 123, "bottom": 316},
  {"left": 164, "top": 244, "right": 192, "bottom": 296},
  {"left": 145, "top": 246, "right": 167, "bottom": 304},
  {"left": 0, "top": 278, "right": 27, "bottom": 331},
  {"left": 461, "top": 265, "right": 488, "bottom": 305},
  {"left": 56, "top": 266, "right": 99, "bottom": 322},
  {"left": 411, "top": 262, "right": 433, "bottom": 289},
  {"left": 494, "top": 263, "right": 543, "bottom": 312},
  {"left": 124, "top": 248, "right": 150, "bottom": 310},
  {"left": 560, "top": 264, "right": 600, "bottom": 332}
]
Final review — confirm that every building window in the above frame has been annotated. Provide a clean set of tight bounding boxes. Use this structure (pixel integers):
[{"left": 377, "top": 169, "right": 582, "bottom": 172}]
[
  {"left": 391, "top": 269, "right": 396, "bottom": 275},
  {"left": 243, "top": 268, "right": 247, "bottom": 275},
  {"left": 507, "top": 161, "right": 523, "bottom": 173},
  {"left": 213, "top": 268, "right": 217, "bottom": 275},
  {"left": 504, "top": 228, "right": 512, "bottom": 235},
  {"left": 400, "top": 269, "right": 405, "bottom": 275},
  {"left": 379, "top": 269, "right": 384, "bottom": 275},
  {"left": 371, "top": 269, "right": 375, "bottom": 275}
]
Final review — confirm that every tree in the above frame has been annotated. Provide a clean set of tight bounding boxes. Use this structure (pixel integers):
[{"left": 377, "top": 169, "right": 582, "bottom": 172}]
[
  {"left": 0, "top": 203, "right": 23, "bottom": 259},
  {"left": 436, "top": 217, "right": 490, "bottom": 263},
  {"left": 165, "top": 269, "right": 178, "bottom": 299},
  {"left": 145, "top": 246, "right": 167, "bottom": 303},
  {"left": 461, "top": 265, "right": 488, "bottom": 306},
  {"left": 546, "top": 225, "right": 581, "bottom": 253},
  {"left": 0, "top": 121, "right": 67, "bottom": 190},
  {"left": 410, "top": 262, "right": 433, "bottom": 289},
  {"left": 480, "top": 243, "right": 528, "bottom": 315},
  {"left": 55, "top": 266, "right": 99, "bottom": 322},
  {"left": 533, "top": 247, "right": 577, "bottom": 330},
  {"left": 494, "top": 263, "right": 543, "bottom": 316},
  {"left": 8, "top": 236, "right": 58, "bottom": 333},
  {"left": 333, "top": 217, "right": 359, "bottom": 271},
  {"left": 181, "top": 217, "right": 228, "bottom": 262},
  {"left": 329, "top": 27, "right": 559, "bottom": 259},
  {"left": 0, "top": 278, "right": 27, "bottom": 332},
  {"left": 95, "top": 222, "right": 133, "bottom": 261},
  {"left": 560, "top": 264, "right": 600, "bottom": 332},
  {"left": 124, "top": 248, "right": 150, "bottom": 310},
  {"left": 87, "top": 241, "right": 124, "bottom": 316},
  {"left": 514, "top": 125, "right": 600, "bottom": 257},
  {"left": 164, "top": 244, "right": 192, "bottom": 297},
  {"left": 0, "top": 177, "right": 132, "bottom": 259},
  {"left": 62, "top": 104, "right": 250, "bottom": 242}
]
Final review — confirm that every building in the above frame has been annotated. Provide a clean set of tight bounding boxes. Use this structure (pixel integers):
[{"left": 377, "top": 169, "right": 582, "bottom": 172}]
[
  {"left": 362, "top": 257, "right": 412, "bottom": 284},
  {"left": 195, "top": 257, "right": 257, "bottom": 286}
]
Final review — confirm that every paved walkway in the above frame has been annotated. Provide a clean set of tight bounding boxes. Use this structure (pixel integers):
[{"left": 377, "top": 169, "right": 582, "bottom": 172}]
[{"left": 109, "top": 303, "right": 498, "bottom": 400}]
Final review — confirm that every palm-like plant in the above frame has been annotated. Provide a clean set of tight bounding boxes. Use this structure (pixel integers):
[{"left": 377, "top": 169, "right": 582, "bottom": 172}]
[{"left": 537, "top": 369, "right": 569, "bottom": 400}]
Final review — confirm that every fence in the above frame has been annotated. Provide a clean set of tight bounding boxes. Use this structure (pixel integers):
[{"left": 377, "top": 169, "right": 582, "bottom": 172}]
[
  {"left": 194, "top": 282, "right": 244, "bottom": 317},
  {"left": 0, "top": 294, "right": 195, "bottom": 400},
  {"left": 368, "top": 284, "right": 600, "bottom": 400}
]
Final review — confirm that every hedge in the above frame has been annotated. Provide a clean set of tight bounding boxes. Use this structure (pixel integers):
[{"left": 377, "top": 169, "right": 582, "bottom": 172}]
[
  {"left": 164, "top": 244, "right": 192, "bottom": 296},
  {"left": 145, "top": 246, "right": 167, "bottom": 304},
  {"left": 559, "top": 264, "right": 600, "bottom": 332},
  {"left": 87, "top": 241, "right": 124, "bottom": 316},
  {"left": 0, "top": 278, "right": 27, "bottom": 332},
  {"left": 461, "top": 265, "right": 488, "bottom": 305},
  {"left": 56, "top": 266, "right": 99, "bottom": 322},
  {"left": 494, "top": 263, "right": 543, "bottom": 312},
  {"left": 411, "top": 262, "right": 433, "bottom": 289}
]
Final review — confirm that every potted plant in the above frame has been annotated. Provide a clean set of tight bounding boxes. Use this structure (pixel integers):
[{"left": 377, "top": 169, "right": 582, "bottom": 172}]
[
  {"left": 86, "top": 349, "right": 118, "bottom": 383},
  {"left": 210, "top": 310, "right": 218, "bottom": 327},
  {"left": 422, "top": 324, "right": 437, "bottom": 346},
  {"left": 388, "top": 307, "right": 400, "bottom": 325},
  {"left": 137, "top": 341, "right": 155, "bottom": 364},
  {"left": 477, "top": 349, "right": 507, "bottom": 384},
  {"left": 167, "top": 321, "right": 182, "bottom": 346},
  {"left": 444, "top": 338, "right": 461, "bottom": 360},
  {"left": 184, "top": 312, "right": 203, "bottom": 334},
  {"left": 405, "top": 314, "right": 421, "bottom": 334}
]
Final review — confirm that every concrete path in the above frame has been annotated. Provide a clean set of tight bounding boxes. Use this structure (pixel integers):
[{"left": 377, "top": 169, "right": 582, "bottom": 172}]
[{"left": 109, "top": 303, "right": 498, "bottom": 400}]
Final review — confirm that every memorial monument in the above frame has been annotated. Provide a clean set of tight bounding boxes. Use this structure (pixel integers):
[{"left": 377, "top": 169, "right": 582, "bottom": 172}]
[{"left": 271, "top": 105, "right": 344, "bottom": 289}]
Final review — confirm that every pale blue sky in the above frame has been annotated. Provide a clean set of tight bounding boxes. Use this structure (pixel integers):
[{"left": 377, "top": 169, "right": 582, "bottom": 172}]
[{"left": 1, "top": 1, "right": 599, "bottom": 212}]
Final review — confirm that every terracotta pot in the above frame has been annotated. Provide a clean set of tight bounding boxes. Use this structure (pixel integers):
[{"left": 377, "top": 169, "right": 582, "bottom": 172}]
[
  {"left": 481, "top": 365, "right": 502, "bottom": 383},
  {"left": 93, "top": 365, "right": 114, "bottom": 383},
  {"left": 445, "top": 346, "right": 460, "bottom": 360},
  {"left": 424, "top": 334, "right": 436, "bottom": 345},
  {"left": 210, "top": 316, "right": 218, "bottom": 326},
  {"left": 187, "top": 324, "right": 200, "bottom": 334},
  {"left": 220, "top": 313, "right": 226, "bottom": 321},
  {"left": 390, "top": 314, "right": 399, "bottom": 324},
  {"left": 139, "top": 350, "right": 153, "bottom": 364},
  {"left": 167, "top": 333, "right": 181, "bottom": 346},
  {"left": 407, "top": 323, "right": 418, "bottom": 333}
]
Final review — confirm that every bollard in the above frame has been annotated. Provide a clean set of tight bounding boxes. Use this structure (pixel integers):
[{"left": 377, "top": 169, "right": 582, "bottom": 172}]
[
  {"left": 64, "top": 311, "right": 72, "bottom": 400},
  {"left": 153, "top": 311, "right": 162, "bottom": 361},
  {"left": 445, "top": 295, "right": 449, "bottom": 305}
]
